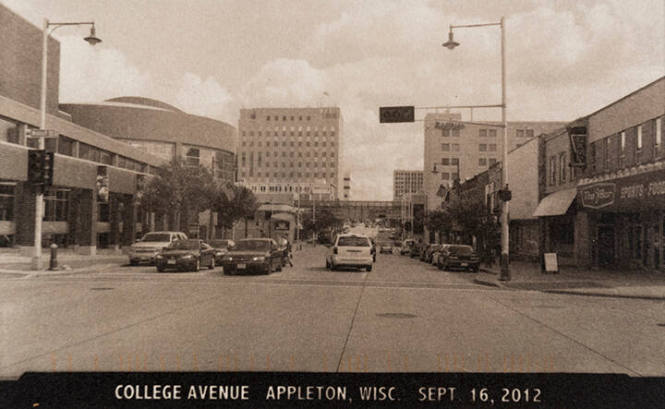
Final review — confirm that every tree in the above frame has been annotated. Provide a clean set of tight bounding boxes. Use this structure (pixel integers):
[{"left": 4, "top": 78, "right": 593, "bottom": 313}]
[
  {"left": 139, "top": 158, "right": 217, "bottom": 234},
  {"left": 426, "top": 209, "right": 453, "bottom": 242},
  {"left": 446, "top": 197, "right": 499, "bottom": 263},
  {"left": 302, "top": 208, "right": 341, "bottom": 240},
  {"left": 211, "top": 183, "right": 258, "bottom": 233}
]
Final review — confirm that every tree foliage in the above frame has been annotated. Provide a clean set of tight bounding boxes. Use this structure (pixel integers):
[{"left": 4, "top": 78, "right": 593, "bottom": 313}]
[
  {"left": 139, "top": 158, "right": 258, "bottom": 232},
  {"left": 302, "top": 208, "right": 342, "bottom": 235},
  {"left": 211, "top": 184, "right": 258, "bottom": 229}
]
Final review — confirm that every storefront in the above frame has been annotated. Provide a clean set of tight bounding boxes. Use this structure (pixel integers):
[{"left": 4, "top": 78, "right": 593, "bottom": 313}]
[
  {"left": 577, "top": 165, "right": 665, "bottom": 270},
  {"left": 533, "top": 188, "right": 578, "bottom": 266}
]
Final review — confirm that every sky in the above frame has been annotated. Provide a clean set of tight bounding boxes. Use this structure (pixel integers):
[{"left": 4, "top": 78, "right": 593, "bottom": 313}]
[{"left": 4, "top": 0, "right": 664, "bottom": 200}]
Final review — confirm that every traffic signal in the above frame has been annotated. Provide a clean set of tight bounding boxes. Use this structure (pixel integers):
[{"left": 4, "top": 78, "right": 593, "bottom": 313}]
[
  {"left": 28, "top": 150, "right": 45, "bottom": 185},
  {"left": 27, "top": 150, "right": 54, "bottom": 186},
  {"left": 43, "top": 151, "right": 54, "bottom": 187},
  {"left": 379, "top": 106, "right": 415, "bottom": 123}
]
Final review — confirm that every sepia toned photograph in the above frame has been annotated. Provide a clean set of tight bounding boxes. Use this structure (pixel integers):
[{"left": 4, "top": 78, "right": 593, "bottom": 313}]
[{"left": 0, "top": 0, "right": 664, "bottom": 406}]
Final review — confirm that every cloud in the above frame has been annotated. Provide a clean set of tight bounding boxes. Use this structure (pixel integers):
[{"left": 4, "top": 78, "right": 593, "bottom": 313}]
[
  {"left": 175, "top": 73, "right": 234, "bottom": 122},
  {"left": 58, "top": 35, "right": 151, "bottom": 102}
]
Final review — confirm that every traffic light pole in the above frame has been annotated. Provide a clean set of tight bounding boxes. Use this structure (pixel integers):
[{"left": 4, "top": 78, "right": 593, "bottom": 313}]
[{"left": 31, "top": 19, "right": 50, "bottom": 270}]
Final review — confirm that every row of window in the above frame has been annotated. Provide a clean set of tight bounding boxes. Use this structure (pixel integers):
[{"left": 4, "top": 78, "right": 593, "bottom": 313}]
[
  {"left": 478, "top": 158, "right": 498, "bottom": 167},
  {"left": 242, "top": 127, "right": 336, "bottom": 136},
  {"left": 440, "top": 172, "right": 459, "bottom": 180},
  {"left": 264, "top": 115, "right": 312, "bottom": 121},
  {"left": 242, "top": 151, "right": 336, "bottom": 159},
  {"left": 438, "top": 128, "right": 534, "bottom": 138},
  {"left": 241, "top": 172, "right": 336, "bottom": 179},
  {"left": 241, "top": 140, "right": 335, "bottom": 147},
  {"left": 249, "top": 185, "right": 319, "bottom": 193},
  {"left": 548, "top": 152, "right": 570, "bottom": 186},
  {"left": 588, "top": 117, "right": 663, "bottom": 174},
  {"left": 56, "top": 135, "right": 154, "bottom": 174}
]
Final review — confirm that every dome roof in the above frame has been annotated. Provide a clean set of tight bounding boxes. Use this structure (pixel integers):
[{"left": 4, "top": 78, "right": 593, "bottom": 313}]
[{"left": 105, "top": 97, "right": 183, "bottom": 113}]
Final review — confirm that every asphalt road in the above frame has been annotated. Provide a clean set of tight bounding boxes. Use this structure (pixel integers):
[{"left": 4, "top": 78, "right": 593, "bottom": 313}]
[{"left": 1, "top": 245, "right": 664, "bottom": 377}]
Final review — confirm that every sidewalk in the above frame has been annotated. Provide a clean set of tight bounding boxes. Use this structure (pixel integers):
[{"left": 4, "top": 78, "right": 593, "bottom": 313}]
[
  {"left": 475, "top": 261, "right": 665, "bottom": 300},
  {"left": 0, "top": 248, "right": 128, "bottom": 276}
]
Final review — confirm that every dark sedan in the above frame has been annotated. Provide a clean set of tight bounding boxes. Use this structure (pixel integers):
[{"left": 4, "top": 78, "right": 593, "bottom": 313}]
[
  {"left": 437, "top": 244, "right": 480, "bottom": 272},
  {"left": 220, "top": 238, "right": 283, "bottom": 275},
  {"left": 155, "top": 239, "right": 215, "bottom": 272},
  {"left": 208, "top": 239, "right": 235, "bottom": 265}
]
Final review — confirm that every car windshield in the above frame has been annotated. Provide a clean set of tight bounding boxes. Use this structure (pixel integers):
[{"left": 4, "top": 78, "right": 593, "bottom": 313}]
[
  {"left": 209, "top": 240, "right": 230, "bottom": 248},
  {"left": 448, "top": 245, "right": 474, "bottom": 255},
  {"left": 338, "top": 236, "right": 370, "bottom": 247},
  {"left": 233, "top": 240, "right": 271, "bottom": 251},
  {"left": 141, "top": 233, "right": 172, "bottom": 242},
  {"left": 168, "top": 240, "right": 200, "bottom": 250}
]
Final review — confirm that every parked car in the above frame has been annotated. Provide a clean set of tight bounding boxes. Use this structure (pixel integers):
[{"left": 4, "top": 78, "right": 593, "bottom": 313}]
[
  {"left": 326, "top": 233, "right": 374, "bottom": 272},
  {"left": 437, "top": 244, "right": 480, "bottom": 272},
  {"left": 128, "top": 231, "right": 187, "bottom": 265},
  {"left": 207, "top": 239, "right": 235, "bottom": 265},
  {"left": 400, "top": 239, "right": 415, "bottom": 255},
  {"left": 155, "top": 239, "right": 215, "bottom": 272},
  {"left": 378, "top": 240, "right": 394, "bottom": 254},
  {"left": 410, "top": 241, "right": 423, "bottom": 258},
  {"left": 220, "top": 238, "right": 283, "bottom": 275},
  {"left": 421, "top": 244, "right": 436, "bottom": 262}
]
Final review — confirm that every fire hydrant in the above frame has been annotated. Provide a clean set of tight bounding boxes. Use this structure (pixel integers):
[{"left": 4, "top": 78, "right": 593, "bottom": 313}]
[{"left": 49, "top": 243, "right": 58, "bottom": 270}]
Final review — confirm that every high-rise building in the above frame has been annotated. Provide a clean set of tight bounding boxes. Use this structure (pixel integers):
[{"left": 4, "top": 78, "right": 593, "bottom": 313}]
[
  {"left": 237, "top": 107, "right": 343, "bottom": 201},
  {"left": 423, "top": 112, "right": 566, "bottom": 210},
  {"left": 393, "top": 170, "right": 424, "bottom": 200}
]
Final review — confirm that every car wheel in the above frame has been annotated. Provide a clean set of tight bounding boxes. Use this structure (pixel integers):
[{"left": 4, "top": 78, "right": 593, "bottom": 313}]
[
  {"left": 331, "top": 263, "right": 337, "bottom": 271},
  {"left": 193, "top": 259, "right": 200, "bottom": 272},
  {"left": 267, "top": 261, "right": 273, "bottom": 274},
  {"left": 277, "top": 261, "right": 282, "bottom": 272},
  {"left": 366, "top": 265, "right": 372, "bottom": 272},
  {"left": 129, "top": 260, "right": 138, "bottom": 266},
  {"left": 156, "top": 265, "right": 164, "bottom": 272},
  {"left": 209, "top": 258, "right": 215, "bottom": 270},
  {"left": 325, "top": 260, "right": 330, "bottom": 270}
]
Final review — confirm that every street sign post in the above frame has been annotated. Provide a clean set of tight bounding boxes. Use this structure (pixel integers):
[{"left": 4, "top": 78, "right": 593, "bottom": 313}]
[{"left": 379, "top": 106, "right": 415, "bottom": 123}]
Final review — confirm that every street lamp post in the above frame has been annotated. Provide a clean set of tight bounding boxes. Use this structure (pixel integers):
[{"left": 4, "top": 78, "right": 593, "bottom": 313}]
[
  {"left": 33, "top": 19, "right": 101, "bottom": 269},
  {"left": 442, "top": 16, "right": 510, "bottom": 281}
]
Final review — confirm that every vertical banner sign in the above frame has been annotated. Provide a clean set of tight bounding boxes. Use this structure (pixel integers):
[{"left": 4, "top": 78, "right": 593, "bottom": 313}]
[
  {"left": 568, "top": 126, "right": 587, "bottom": 167},
  {"left": 135, "top": 174, "right": 145, "bottom": 206},
  {"left": 97, "top": 166, "right": 109, "bottom": 203}
]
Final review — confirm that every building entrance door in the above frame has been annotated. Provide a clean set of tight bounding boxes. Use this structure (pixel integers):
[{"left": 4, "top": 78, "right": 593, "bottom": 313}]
[{"left": 598, "top": 225, "right": 615, "bottom": 266}]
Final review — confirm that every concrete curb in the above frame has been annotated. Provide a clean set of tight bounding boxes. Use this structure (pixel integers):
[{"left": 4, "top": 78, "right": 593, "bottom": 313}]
[
  {"left": 0, "top": 263, "right": 116, "bottom": 277},
  {"left": 543, "top": 289, "right": 665, "bottom": 301},
  {"left": 472, "top": 278, "right": 505, "bottom": 288}
]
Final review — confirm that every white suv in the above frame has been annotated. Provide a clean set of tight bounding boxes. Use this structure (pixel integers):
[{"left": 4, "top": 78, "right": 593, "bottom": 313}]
[
  {"left": 326, "top": 233, "right": 374, "bottom": 272},
  {"left": 128, "top": 231, "right": 187, "bottom": 265}
]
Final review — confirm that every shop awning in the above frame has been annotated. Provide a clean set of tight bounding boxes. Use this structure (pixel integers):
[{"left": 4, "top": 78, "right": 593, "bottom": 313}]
[
  {"left": 270, "top": 212, "right": 293, "bottom": 222},
  {"left": 258, "top": 203, "right": 294, "bottom": 213},
  {"left": 533, "top": 188, "right": 577, "bottom": 217}
]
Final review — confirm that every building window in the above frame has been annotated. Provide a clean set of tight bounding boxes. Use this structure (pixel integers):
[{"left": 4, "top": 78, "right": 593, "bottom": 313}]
[
  {"left": 451, "top": 158, "right": 459, "bottom": 165},
  {"left": 0, "top": 184, "right": 15, "bottom": 221},
  {"left": 441, "top": 144, "right": 450, "bottom": 151},
  {"left": 479, "top": 158, "right": 487, "bottom": 166},
  {"left": 620, "top": 131, "right": 626, "bottom": 152},
  {"left": 43, "top": 188, "right": 69, "bottom": 222},
  {"left": 479, "top": 144, "right": 487, "bottom": 152},
  {"left": 489, "top": 158, "right": 497, "bottom": 166},
  {"left": 58, "top": 135, "right": 75, "bottom": 156},
  {"left": 479, "top": 129, "right": 487, "bottom": 137},
  {"left": 589, "top": 142, "right": 597, "bottom": 172},
  {"left": 637, "top": 125, "right": 643, "bottom": 150},
  {"left": 489, "top": 144, "right": 497, "bottom": 152},
  {"left": 559, "top": 152, "right": 567, "bottom": 183},
  {"left": 489, "top": 129, "right": 497, "bottom": 138},
  {"left": 441, "top": 172, "right": 450, "bottom": 180},
  {"left": 603, "top": 138, "right": 609, "bottom": 169},
  {"left": 526, "top": 129, "right": 534, "bottom": 138},
  {"left": 451, "top": 129, "right": 460, "bottom": 137},
  {"left": 185, "top": 147, "right": 200, "bottom": 167},
  {"left": 452, "top": 143, "right": 460, "bottom": 151},
  {"left": 266, "top": 116, "right": 270, "bottom": 121},
  {"left": 442, "top": 129, "right": 450, "bottom": 137},
  {"left": 549, "top": 156, "right": 556, "bottom": 185},
  {"left": 516, "top": 129, "right": 525, "bottom": 138},
  {"left": 441, "top": 158, "right": 449, "bottom": 165}
]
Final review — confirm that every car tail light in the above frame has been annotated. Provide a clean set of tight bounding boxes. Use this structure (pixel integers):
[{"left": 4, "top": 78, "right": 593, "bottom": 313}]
[{"left": 333, "top": 247, "right": 338, "bottom": 254}]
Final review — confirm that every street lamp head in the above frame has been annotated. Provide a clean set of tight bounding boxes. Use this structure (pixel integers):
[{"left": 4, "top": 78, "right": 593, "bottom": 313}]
[
  {"left": 442, "top": 31, "right": 459, "bottom": 50},
  {"left": 84, "top": 25, "right": 102, "bottom": 46}
]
